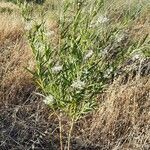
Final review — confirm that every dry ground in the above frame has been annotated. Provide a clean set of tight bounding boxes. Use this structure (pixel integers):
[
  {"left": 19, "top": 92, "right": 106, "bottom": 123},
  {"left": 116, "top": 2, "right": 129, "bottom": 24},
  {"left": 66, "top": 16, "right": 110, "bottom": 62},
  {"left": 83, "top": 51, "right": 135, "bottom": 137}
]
[{"left": 0, "top": 1, "right": 150, "bottom": 150}]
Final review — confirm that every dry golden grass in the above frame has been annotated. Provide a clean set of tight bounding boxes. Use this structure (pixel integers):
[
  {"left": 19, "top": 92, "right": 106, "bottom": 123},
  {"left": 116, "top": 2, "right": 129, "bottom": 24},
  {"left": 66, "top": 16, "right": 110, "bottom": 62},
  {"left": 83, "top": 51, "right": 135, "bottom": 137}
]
[
  {"left": 0, "top": 1, "right": 19, "bottom": 11},
  {"left": 0, "top": 10, "right": 34, "bottom": 105},
  {"left": 88, "top": 77, "right": 150, "bottom": 149},
  {"left": 0, "top": 13, "right": 23, "bottom": 43}
]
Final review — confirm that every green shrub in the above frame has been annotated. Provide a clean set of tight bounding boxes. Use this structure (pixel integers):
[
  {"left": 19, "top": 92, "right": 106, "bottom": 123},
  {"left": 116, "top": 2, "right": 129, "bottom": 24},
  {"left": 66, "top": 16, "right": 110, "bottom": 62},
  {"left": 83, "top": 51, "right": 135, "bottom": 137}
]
[{"left": 23, "top": 0, "right": 149, "bottom": 149}]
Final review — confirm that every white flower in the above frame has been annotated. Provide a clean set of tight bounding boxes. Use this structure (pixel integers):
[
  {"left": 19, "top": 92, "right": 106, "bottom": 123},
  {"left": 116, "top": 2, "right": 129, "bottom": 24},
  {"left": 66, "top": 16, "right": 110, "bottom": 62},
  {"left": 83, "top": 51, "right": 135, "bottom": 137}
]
[
  {"left": 44, "top": 30, "right": 55, "bottom": 37},
  {"left": 84, "top": 50, "right": 94, "bottom": 60},
  {"left": 89, "top": 16, "right": 109, "bottom": 28},
  {"left": 101, "top": 47, "right": 109, "bottom": 56},
  {"left": 132, "top": 51, "right": 144, "bottom": 61},
  {"left": 89, "top": 24, "right": 95, "bottom": 28},
  {"left": 84, "top": 69, "right": 89, "bottom": 75},
  {"left": 24, "top": 21, "right": 33, "bottom": 31},
  {"left": 104, "top": 67, "right": 113, "bottom": 78},
  {"left": 133, "top": 54, "right": 140, "bottom": 60},
  {"left": 43, "top": 95, "right": 54, "bottom": 105},
  {"left": 71, "top": 80, "right": 85, "bottom": 90},
  {"left": 35, "top": 42, "right": 45, "bottom": 50},
  {"left": 51, "top": 65, "right": 63, "bottom": 73},
  {"left": 116, "top": 33, "right": 125, "bottom": 42},
  {"left": 97, "top": 16, "right": 109, "bottom": 24}
]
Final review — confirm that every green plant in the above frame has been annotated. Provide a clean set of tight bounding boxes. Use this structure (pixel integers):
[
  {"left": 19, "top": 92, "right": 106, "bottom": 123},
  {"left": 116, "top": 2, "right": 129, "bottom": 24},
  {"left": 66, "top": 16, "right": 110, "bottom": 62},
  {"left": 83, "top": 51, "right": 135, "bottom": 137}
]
[{"left": 22, "top": 0, "right": 149, "bottom": 149}]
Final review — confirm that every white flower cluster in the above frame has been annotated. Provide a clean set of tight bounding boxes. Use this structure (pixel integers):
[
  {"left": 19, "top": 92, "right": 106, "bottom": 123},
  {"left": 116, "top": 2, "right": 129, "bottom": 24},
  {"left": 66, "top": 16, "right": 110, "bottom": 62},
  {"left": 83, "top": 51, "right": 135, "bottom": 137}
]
[
  {"left": 83, "top": 69, "right": 89, "bottom": 75},
  {"left": 104, "top": 67, "right": 113, "bottom": 78},
  {"left": 132, "top": 51, "right": 144, "bottom": 61},
  {"left": 71, "top": 79, "right": 85, "bottom": 90},
  {"left": 51, "top": 65, "right": 63, "bottom": 73},
  {"left": 44, "top": 30, "right": 55, "bottom": 37},
  {"left": 97, "top": 15, "right": 109, "bottom": 24},
  {"left": 115, "top": 32, "right": 126, "bottom": 43},
  {"left": 116, "top": 34, "right": 125, "bottom": 42},
  {"left": 35, "top": 42, "right": 45, "bottom": 51},
  {"left": 43, "top": 95, "right": 55, "bottom": 105},
  {"left": 101, "top": 46, "right": 109, "bottom": 56},
  {"left": 89, "top": 15, "right": 109, "bottom": 28},
  {"left": 84, "top": 50, "right": 94, "bottom": 60},
  {"left": 24, "top": 21, "right": 33, "bottom": 31}
]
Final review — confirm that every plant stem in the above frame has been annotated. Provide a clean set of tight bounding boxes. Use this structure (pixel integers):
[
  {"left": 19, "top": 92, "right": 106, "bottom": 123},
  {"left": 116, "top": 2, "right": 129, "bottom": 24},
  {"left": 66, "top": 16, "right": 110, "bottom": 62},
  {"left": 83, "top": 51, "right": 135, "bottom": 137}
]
[
  {"left": 67, "top": 117, "right": 75, "bottom": 150},
  {"left": 58, "top": 114, "right": 63, "bottom": 150},
  {"left": 55, "top": 111, "right": 63, "bottom": 150}
]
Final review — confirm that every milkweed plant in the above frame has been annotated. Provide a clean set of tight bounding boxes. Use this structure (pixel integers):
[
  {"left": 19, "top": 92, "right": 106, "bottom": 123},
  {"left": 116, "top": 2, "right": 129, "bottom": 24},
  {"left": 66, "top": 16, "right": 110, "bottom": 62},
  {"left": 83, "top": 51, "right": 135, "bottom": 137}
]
[{"left": 21, "top": 0, "right": 149, "bottom": 149}]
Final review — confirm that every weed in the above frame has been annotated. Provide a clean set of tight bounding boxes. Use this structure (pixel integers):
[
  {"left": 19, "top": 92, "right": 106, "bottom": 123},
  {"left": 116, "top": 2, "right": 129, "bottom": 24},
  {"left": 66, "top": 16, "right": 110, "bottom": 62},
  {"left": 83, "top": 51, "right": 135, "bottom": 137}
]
[{"left": 18, "top": 0, "right": 150, "bottom": 149}]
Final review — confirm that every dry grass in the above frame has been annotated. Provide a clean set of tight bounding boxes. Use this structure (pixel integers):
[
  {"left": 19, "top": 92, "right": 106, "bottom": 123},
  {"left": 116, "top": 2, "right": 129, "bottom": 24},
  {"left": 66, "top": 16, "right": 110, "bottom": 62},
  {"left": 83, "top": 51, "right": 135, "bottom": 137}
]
[
  {"left": 0, "top": 14, "right": 23, "bottom": 43},
  {"left": 0, "top": 1, "right": 19, "bottom": 12},
  {"left": 87, "top": 77, "right": 150, "bottom": 150},
  {"left": 0, "top": 1, "right": 150, "bottom": 150},
  {"left": 0, "top": 6, "right": 34, "bottom": 105}
]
